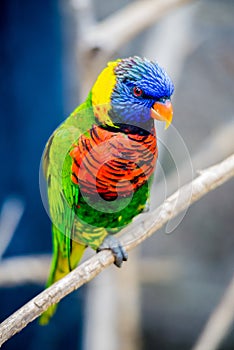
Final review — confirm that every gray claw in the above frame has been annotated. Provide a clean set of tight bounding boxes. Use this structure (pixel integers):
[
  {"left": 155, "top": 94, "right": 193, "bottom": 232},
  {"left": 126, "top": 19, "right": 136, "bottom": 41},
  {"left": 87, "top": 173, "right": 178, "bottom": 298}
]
[{"left": 97, "top": 235, "right": 128, "bottom": 267}]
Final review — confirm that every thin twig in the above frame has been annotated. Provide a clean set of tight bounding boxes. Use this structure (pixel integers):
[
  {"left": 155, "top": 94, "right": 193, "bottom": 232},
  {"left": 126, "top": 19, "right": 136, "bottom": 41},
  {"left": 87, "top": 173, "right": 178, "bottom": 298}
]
[
  {"left": 192, "top": 273, "right": 234, "bottom": 350},
  {"left": 0, "top": 154, "right": 233, "bottom": 347}
]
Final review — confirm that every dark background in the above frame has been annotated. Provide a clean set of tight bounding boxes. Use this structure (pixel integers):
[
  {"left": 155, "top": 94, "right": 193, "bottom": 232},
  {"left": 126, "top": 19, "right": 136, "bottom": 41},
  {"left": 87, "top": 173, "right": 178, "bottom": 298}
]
[{"left": 0, "top": 1, "right": 84, "bottom": 349}]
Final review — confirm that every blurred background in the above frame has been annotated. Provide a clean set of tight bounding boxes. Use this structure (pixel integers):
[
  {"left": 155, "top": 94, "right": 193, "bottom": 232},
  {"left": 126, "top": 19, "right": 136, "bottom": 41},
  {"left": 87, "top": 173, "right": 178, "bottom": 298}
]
[{"left": 0, "top": 0, "right": 233, "bottom": 349}]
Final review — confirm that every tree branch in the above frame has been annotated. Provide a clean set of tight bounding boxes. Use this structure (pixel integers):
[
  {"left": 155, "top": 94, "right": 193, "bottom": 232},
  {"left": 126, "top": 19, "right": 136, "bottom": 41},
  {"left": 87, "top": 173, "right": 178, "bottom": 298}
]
[
  {"left": 0, "top": 122, "right": 232, "bottom": 287},
  {"left": 81, "top": 0, "right": 194, "bottom": 55},
  {"left": 77, "top": 0, "right": 195, "bottom": 98},
  {"left": 0, "top": 255, "right": 50, "bottom": 287},
  {"left": 0, "top": 154, "right": 233, "bottom": 347}
]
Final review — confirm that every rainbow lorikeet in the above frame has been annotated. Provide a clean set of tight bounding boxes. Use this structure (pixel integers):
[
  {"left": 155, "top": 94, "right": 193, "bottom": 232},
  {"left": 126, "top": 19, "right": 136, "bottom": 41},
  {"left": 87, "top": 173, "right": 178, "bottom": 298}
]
[{"left": 40, "top": 56, "right": 174, "bottom": 324}]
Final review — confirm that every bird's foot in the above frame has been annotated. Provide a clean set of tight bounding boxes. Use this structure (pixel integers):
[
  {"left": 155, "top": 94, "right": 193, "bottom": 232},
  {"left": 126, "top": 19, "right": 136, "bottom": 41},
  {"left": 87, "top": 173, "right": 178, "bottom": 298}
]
[{"left": 97, "top": 235, "right": 128, "bottom": 268}]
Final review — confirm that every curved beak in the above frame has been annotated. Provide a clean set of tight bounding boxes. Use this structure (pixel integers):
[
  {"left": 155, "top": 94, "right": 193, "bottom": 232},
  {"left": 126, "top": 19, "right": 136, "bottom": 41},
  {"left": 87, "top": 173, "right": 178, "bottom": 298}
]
[{"left": 150, "top": 100, "right": 173, "bottom": 129}]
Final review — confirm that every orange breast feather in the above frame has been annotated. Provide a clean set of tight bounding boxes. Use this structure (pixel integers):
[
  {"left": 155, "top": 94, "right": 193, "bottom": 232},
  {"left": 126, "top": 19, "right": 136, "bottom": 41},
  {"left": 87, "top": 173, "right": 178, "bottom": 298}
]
[{"left": 70, "top": 125, "right": 157, "bottom": 200}]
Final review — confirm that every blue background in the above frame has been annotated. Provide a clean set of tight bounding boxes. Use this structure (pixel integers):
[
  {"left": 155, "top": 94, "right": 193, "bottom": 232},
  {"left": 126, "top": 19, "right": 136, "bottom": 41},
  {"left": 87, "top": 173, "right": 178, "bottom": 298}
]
[{"left": 0, "top": 1, "right": 84, "bottom": 349}]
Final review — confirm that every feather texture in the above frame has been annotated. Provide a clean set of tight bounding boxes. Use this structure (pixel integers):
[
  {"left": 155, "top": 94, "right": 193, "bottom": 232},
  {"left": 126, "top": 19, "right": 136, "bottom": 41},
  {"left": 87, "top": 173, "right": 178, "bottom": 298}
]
[{"left": 40, "top": 56, "right": 174, "bottom": 323}]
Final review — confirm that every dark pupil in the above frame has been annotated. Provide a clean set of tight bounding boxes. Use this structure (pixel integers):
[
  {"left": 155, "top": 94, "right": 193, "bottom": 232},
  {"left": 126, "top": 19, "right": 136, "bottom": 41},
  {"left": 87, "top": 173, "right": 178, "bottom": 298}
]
[{"left": 134, "top": 87, "right": 142, "bottom": 96}]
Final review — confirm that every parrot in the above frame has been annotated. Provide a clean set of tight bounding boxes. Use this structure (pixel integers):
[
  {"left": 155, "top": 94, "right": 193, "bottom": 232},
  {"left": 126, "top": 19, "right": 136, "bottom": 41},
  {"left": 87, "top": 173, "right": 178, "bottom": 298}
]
[{"left": 39, "top": 56, "right": 174, "bottom": 324}]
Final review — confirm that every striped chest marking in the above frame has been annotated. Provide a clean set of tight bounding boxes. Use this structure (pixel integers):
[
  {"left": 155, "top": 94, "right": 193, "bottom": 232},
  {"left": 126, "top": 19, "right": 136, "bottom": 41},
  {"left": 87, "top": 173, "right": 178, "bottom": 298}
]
[{"left": 69, "top": 125, "right": 157, "bottom": 200}]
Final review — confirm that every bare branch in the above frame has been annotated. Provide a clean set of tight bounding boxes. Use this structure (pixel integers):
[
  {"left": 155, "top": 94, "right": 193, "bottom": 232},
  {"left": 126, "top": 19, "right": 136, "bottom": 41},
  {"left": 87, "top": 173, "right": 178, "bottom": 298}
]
[
  {"left": 77, "top": 0, "right": 195, "bottom": 98},
  {"left": 82, "top": 0, "right": 195, "bottom": 55},
  {"left": 161, "top": 120, "right": 234, "bottom": 198},
  {"left": 0, "top": 255, "right": 50, "bottom": 287},
  {"left": 121, "top": 154, "right": 234, "bottom": 250},
  {"left": 0, "top": 122, "right": 232, "bottom": 287},
  {"left": 0, "top": 154, "right": 233, "bottom": 347},
  {"left": 192, "top": 273, "right": 234, "bottom": 350}
]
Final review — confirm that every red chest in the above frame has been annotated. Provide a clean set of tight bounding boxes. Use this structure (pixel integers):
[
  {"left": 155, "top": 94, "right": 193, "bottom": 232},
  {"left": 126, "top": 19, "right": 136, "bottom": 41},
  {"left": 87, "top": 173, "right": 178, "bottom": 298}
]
[{"left": 69, "top": 125, "right": 157, "bottom": 200}]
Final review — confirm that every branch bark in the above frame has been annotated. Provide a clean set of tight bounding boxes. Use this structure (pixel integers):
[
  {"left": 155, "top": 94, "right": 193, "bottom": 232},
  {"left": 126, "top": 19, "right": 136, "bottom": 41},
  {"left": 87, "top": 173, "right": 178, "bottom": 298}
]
[{"left": 0, "top": 153, "right": 233, "bottom": 347}]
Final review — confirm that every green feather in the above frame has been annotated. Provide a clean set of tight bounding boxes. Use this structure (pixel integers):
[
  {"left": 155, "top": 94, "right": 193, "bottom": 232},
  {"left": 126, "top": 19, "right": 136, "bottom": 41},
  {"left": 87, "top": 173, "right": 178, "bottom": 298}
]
[
  {"left": 39, "top": 225, "right": 86, "bottom": 325},
  {"left": 39, "top": 98, "right": 95, "bottom": 324}
]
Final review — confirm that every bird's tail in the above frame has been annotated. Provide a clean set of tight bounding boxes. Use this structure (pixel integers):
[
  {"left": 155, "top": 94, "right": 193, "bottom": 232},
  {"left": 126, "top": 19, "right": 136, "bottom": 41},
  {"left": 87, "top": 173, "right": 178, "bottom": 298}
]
[{"left": 39, "top": 225, "right": 86, "bottom": 325}]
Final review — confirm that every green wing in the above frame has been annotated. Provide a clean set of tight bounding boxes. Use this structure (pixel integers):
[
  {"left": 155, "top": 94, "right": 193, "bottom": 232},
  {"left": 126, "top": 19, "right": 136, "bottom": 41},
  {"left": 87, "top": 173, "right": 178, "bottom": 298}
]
[
  {"left": 40, "top": 99, "right": 94, "bottom": 324},
  {"left": 43, "top": 95, "right": 95, "bottom": 264}
]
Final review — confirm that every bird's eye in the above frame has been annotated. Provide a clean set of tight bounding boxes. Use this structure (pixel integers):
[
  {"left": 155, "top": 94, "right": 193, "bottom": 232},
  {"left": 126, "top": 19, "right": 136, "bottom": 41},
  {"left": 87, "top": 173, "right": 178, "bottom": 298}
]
[
  {"left": 133, "top": 86, "right": 143, "bottom": 97},
  {"left": 158, "top": 97, "right": 168, "bottom": 103}
]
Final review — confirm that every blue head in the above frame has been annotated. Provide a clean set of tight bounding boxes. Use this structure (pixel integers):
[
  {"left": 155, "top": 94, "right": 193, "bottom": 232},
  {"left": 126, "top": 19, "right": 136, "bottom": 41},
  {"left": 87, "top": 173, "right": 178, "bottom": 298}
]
[{"left": 111, "top": 56, "right": 174, "bottom": 126}]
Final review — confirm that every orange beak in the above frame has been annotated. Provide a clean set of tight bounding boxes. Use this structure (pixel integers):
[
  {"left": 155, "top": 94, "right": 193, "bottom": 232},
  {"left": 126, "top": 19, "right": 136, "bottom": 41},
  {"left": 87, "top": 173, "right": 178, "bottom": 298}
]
[{"left": 150, "top": 100, "right": 173, "bottom": 129}]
